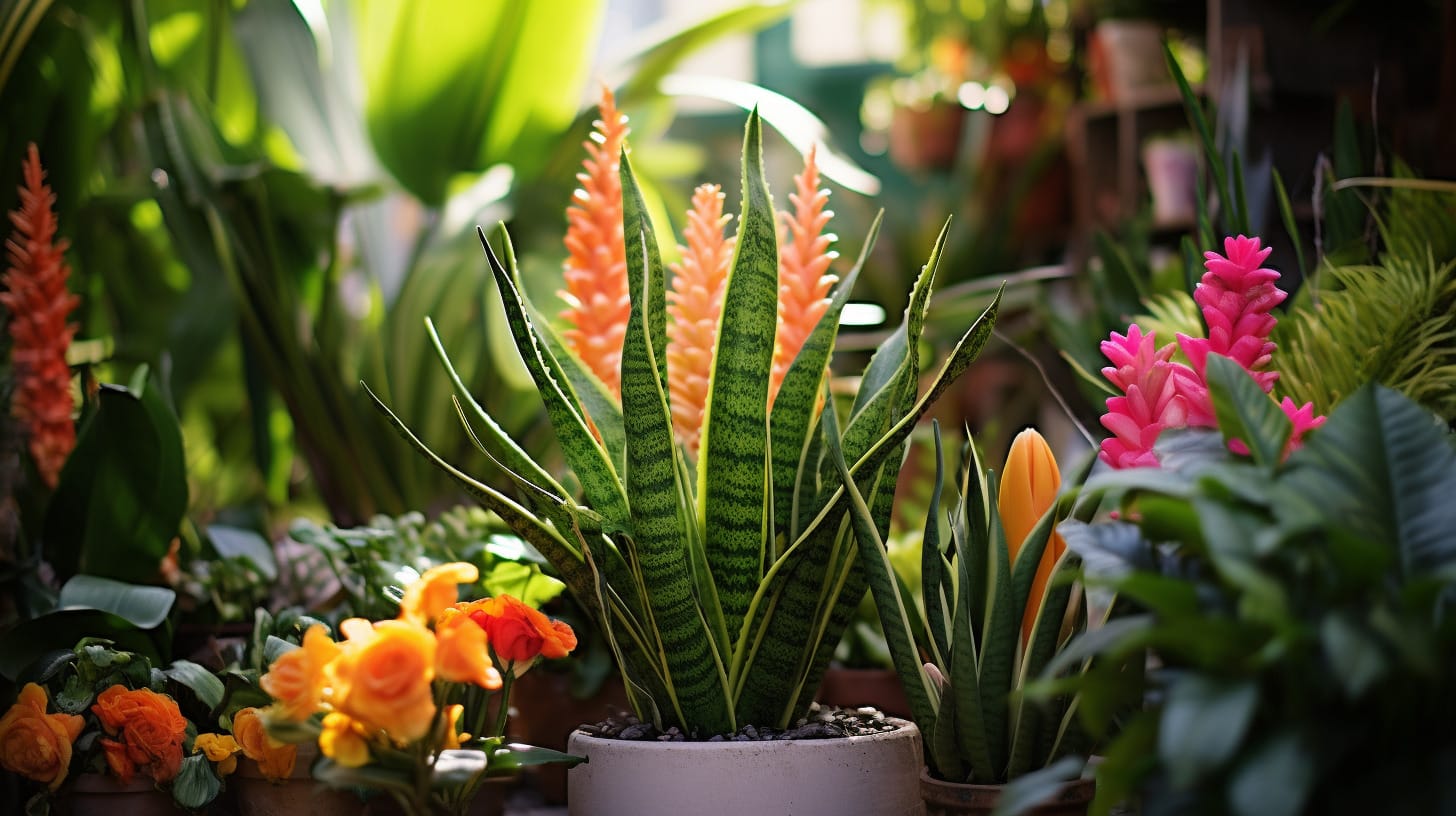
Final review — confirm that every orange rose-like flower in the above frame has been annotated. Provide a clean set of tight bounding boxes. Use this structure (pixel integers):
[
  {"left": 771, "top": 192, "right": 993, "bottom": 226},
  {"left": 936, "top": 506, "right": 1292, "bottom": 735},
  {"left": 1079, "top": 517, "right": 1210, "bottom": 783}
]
[
  {"left": 399, "top": 562, "right": 479, "bottom": 626},
  {"left": 0, "top": 683, "right": 84, "bottom": 790},
  {"left": 260, "top": 624, "right": 341, "bottom": 720},
  {"left": 99, "top": 738, "right": 135, "bottom": 785},
  {"left": 328, "top": 619, "right": 437, "bottom": 742},
  {"left": 462, "top": 595, "right": 577, "bottom": 665},
  {"left": 233, "top": 707, "right": 297, "bottom": 781},
  {"left": 194, "top": 733, "right": 241, "bottom": 776},
  {"left": 319, "top": 712, "right": 370, "bottom": 768},
  {"left": 91, "top": 686, "right": 187, "bottom": 783},
  {"left": 435, "top": 607, "right": 502, "bottom": 690}
]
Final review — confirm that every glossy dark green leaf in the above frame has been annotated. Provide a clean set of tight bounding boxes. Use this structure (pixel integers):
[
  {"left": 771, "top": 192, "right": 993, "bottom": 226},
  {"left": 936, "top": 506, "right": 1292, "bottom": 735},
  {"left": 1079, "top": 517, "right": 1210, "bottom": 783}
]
[
  {"left": 1158, "top": 675, "right": 1258, "bottom": 788},
  {"left": 1204, "top": 355, "right": 1291, "bottom": 468},
  {"left": 485, "top": 743, "right": 586, "bottom": 772},
  {"left": 1229, "top": 732, "right": 1314, "bottom": 816},
  {"left": 172, "top": 753, "right": 221, "bottom": 809},
  {"left": 989, "top": 755, "right": 1085, "bottom": 816},
  {"left": 0, "top": 610, "right": 163, "bottom": 682},
  {"left": 1319, "top": 614, "right": 1387, "bottom": 698},
  {"left": 57, "top": 575, "right": 176, "bottom": 629},
  {"left": 44, "top": 381, "right": 188, "bottom": 583},
  {"left": 207, "top": 525, "right": 277, "bottom": 580},
  {"left": 165, "top": 659, "right": 225, "bottom": 710}
]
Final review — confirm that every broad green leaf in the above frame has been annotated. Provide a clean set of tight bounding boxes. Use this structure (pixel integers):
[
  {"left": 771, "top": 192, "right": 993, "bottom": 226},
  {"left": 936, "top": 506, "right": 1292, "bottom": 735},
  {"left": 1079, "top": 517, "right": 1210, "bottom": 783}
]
[
  {"left": 207, "top": 525, "right": 276, "bottom": 580},
  {"left": 616, "top": 4, "right": 793, "bottom": 104},
  {"left": 989, "top": 755, "right": 1085, "bottom": 816},
  {"left": 698, "top": 110, "right": 777, "bottom": 644},
  {"left": 57, "top": 575, "right": 176, "bottom": 629},
  {"left": 1277, "top": 385, "right": 1456, "bottom": 579},
  {"left": 0, "top": 610, "right": 164, "bottom": 682},
  {"left": 1229, "top": 732, "right": 1314, "bottom": 816},
  {"left": 1319, "top": 614, "right": 1387, "bottom": 698},
  {"left": 1158, "top": 675, "right": 1258, "bottom": 788},
  {"left": 45, "top": 381, "right": 188, "bottom": 583},
  {"left": 485, "top": 744, "right": 586, "bottom": 772},
  {"left": 1204, "top": 354, "right": 1291, "bottom": 468},
  {"left": 354, "top": 0, "right": 603, "bottom": 203},
  {"left": 171, "top": 753, "right": 221, "bottom": 810},
  {"left": 165, "top": 659, "right": 225, "bottom": 710}
]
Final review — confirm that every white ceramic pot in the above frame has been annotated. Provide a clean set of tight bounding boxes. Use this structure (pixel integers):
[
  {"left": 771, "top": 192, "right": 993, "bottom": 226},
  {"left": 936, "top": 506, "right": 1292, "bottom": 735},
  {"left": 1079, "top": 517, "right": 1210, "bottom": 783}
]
[{"left": 566, "top": 718, "right": 925, "bottom": 816}]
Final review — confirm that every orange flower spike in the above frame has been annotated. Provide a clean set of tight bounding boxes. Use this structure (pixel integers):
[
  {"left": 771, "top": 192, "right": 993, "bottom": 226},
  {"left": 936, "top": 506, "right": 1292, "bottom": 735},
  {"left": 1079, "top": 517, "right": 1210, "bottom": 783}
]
[
  {"left": 997, "top": 429, "right": 1066, "bottom": 647},
  {"left": 435, "top": 606, "right": 503, "bottom": 690},
  {"left": 232, "top": 707, "right": 297, "bottom": 781},
  {"left": 399, "top": 561, "right": 479, "bottom": 625},
  {"left": 0, "top": 682, "right": 84, "bottom": 790},
  {"left": 560, "top": 86, "right": 632, "bottom": 397},
  {"left": 769, "top": 145, "right": 838, "bottom": 409},
  {"left": 0, "top": 144, "right": 80, "bottom": 488},
  {"left": 327, "top": 619, "right": 437, "bottom": 742},
  {"left": 666, "top": 183, "right": 734, "bottom": 452},
  {"left": 259, "top": 624, "right": 340, "bottom": 720}
]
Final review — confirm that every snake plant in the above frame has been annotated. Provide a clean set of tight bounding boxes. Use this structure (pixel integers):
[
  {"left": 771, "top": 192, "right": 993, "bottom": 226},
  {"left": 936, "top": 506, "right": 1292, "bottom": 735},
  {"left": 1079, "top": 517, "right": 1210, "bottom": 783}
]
[
  {"left": 369, "top": 110, "right": 1002, "bottom": 735},
  {"left": 829, "top": 421, "right": 1092, "bottom": 784}
]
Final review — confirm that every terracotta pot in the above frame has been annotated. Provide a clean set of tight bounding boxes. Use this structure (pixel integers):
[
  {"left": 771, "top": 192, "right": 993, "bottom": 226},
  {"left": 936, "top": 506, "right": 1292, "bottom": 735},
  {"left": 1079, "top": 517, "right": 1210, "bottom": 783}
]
[
  {"left": 890, "top": 102, "right": 966, "bottom": 172},
  {"left": 566, "top": 718, "right": 925, "bottom": 816},
  {"left": 816, "top": 667, "right": 912, "bottom": 719},
  {"left": 54, "top": 773, "right": 176, "bottom": 816},
  {"left": 233, "top": 745, "right": 361, "bottom": 816},
  {"left": 920, "top": 768, "right": 1095, "bottom": 816}
]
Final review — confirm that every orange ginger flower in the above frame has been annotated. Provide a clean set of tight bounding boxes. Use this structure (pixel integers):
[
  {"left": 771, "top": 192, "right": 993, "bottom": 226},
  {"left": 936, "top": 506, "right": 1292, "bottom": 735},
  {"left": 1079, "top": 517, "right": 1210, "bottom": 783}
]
[
  {"left": 560, "top": 87, "right": 631, "bottom": 397},
  {"left": 769, "top": 145, "right": 838, "bottom": 409},
  {"left": 0, "top": 144, "right": 79, "bottom": 488},
  {"left": 666, "top": 184, "right": 734, "bottom": 453}
]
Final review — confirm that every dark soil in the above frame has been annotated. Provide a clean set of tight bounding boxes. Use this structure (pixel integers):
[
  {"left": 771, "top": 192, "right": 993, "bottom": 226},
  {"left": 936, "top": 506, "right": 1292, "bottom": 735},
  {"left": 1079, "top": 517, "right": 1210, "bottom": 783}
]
[{"left": 576, "top": 703, "right": 901, "bottom": 742}]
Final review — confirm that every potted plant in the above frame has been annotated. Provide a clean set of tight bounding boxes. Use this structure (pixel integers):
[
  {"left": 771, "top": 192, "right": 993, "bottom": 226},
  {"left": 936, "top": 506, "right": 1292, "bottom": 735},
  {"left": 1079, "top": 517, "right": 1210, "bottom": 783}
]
[
  {"left": 838, "top": 419, "right": 1102, "bottom": 815},
  {"left": 372, "top": 87, "right": 1004, "bottom": 813},
  {"left": 0, "top": 640, "right": 238, "bottom": 814},
  {"left": 255, "top": 562, "right": 583, "bottom": 816}
]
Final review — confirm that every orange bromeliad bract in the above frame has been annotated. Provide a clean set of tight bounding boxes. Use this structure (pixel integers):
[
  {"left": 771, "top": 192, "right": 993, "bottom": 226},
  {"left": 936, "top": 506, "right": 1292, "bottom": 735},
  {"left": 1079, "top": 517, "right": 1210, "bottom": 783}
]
[
  {"left": 0, "top": 144, "right": 79, "bottom": 489},
  {"left": 560, "top": 87, "right": 632, "bottom": 397},
  {"left": 666, "top": 183, "right": 734, "bottom": 453},
  {"left": 770, "top": 145, "right": 838, "bottom": 409}
]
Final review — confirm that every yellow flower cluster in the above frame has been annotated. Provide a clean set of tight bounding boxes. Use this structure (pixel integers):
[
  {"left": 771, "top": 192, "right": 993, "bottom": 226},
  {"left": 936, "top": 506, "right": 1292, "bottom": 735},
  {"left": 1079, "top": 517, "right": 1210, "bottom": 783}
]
[{"left": 259, "top": 562, "right": 575, "bottom": 769}]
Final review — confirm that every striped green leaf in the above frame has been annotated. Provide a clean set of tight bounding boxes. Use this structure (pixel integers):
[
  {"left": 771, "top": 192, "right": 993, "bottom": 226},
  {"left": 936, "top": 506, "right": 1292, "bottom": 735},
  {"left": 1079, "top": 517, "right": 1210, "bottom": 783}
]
[
  {"left": 619, "top": 163, "right": 733, "bottom": 734},
  {"left": 949, "top": 460, "right": 992, "bottom": 781},
  {"left": 698, "top": 110, "right": 778, "bottom": 642},
  {"left": 922, "top": 422, "right": 950, "bottom": 668},
  {"left": 1007, "top": 550, "right": 1081, "bottom": 779},
  {"left": 973, "top": 477, "right": 1014, "bottom": 782},
  {"left": 476, "top": 229, "right": 631, "bottom": 531}
]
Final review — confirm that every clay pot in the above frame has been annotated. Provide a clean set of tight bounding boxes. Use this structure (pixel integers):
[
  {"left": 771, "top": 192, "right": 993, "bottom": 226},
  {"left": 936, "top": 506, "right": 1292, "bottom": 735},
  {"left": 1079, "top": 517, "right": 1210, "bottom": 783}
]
[
  {"left": 232, "top": 745, "right": 360, "bottom": 816},
  {"left": 920, "top": 768, "right": 1095, "bottom": 816},
  {"left": 566, "top": 718, "right": 925, "bottom": 816},
  {"left": 54, "top": 773, "right": 176, "bottom": 816},
  {"left": 890, "top": 102, "right": 966, "bottom": 172}
]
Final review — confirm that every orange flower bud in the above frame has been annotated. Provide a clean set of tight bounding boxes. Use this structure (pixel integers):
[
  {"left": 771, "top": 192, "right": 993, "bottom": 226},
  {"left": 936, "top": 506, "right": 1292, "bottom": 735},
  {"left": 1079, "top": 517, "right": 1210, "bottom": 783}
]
[
  {"left": 435, "top": 607, "right": 502, "bottom": 690},
  {"left": 327, "top": 619, "right": 437, "bottom": 742},
  {"left": 461, "top": 595, "right": 577, "bottom": 667},
  {"left": 233, "top": 707, "right": 297, "bottom": 781},
  {"left": 399, "top": 562, "right": 479, "bottom": 626},
  {"left": 260, "top": 624, "right": 341, "bottom": 720},
  {"left": 0, "top": 683, "right": 84, "bottom": 790},
  {"left": 997, "top": 428, "right": 1066, "bottom": 647}
]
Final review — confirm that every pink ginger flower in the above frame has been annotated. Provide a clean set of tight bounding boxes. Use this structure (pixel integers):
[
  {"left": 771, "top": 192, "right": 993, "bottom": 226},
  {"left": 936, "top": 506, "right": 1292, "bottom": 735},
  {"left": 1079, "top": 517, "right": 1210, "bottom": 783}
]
[
  {"left": 769, "top": 145, "right": 838, "bottom": 410},
  {"left": 560, "top": 87, "right": 631, "bottom": 398},
  {"left": 1175, "top": 235, "right": 1287, "bottom": 425},
  {"left": 666, "top": 184, "right": 735, "bottom": 454},
  {"left": 1098, "top": 325, "right": 1192, "bottom": 469}
]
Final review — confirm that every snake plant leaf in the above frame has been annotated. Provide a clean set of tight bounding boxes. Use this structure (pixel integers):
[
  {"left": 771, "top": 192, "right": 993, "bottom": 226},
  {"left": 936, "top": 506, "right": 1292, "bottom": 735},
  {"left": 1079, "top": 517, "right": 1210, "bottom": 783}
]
[
  {"left": 770, "top": 210, "right": 883, "bottom": 544},
  {"left": 922, "top": 422, "right": 951, "bottom": 667},
  {"left": 931, "top": 688, "right": 967, "bottom": 782},
  {"left": 949, "top": 499, "right": 992, "bottom": 782},
  {"left": 477, "top": 228, "right": 631, "bottom": 532},
  {"left": 822, "top": 386, "right": 937, "bottom": 730},
  {"left": 1204, "top": 354, "right": 1291, "bottom": 468},
  {"left": 1006, "top": 550, "right": 1082, "bottom": 779},
  {"left": 698, "top": 110, "right": 778, "bottom": 642},
  {"left": 975, "top": 478, "right": 1015, "bottom": 782},
  {"left": 619, "top": 167, "right": 734, "bottom": 733}
]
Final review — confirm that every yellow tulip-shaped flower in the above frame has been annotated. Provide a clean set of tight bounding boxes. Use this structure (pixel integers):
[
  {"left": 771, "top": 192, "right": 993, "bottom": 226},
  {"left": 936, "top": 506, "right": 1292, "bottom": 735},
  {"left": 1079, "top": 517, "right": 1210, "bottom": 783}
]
[
  {"left": 435, "top": 607, "right": 502, "bottom": 690},
  {"left": 399, "top": 562, "right": 480, "bottom": 626},
  {"left": 328, "top": 619, "right": 437, "bottom": 743},
  {"left": 319, "top": 713, "right": 371, "bottom": 768},
  {"left": 194, "top": 733, "right": 241, "bottom": 776},
  {"left": 260, "top": 624, "right": 341, "bottom": 720},
  {"left": 997, "top": 428, "right": 1066, "bottom": 648},
  {"left": 232, "top": 708, "right": 297, "bottom": 781}
]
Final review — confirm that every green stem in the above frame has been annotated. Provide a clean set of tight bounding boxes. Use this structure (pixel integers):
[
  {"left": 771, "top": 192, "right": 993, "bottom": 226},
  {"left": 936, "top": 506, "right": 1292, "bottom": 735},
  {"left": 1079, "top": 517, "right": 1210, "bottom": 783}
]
[{"left": 490, "top": 670, "right": 515, "bottom": 739}]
